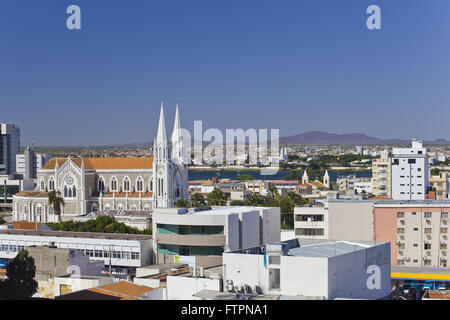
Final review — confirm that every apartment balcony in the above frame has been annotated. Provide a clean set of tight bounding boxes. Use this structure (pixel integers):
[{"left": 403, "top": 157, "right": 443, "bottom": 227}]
[
  {"left": 442, "top": 251, "right": 447, "bottom": 257},
  {"left": 425, "top": 234, "right": 432, "bottom": 241},
  {"left": 397, "top": 218, "right": 405, "bottom": 226},
  {"left": 398, "top": 250, "right": 404, "bottom": 257},
  {"left": 442, "top": 219, "right": 448, "bottom": 225},
  {"left": 397, "top": 234, "right": 405, "bottom": 241},
  {"left": 441, "top": 234, "right": 448, "bottom": 241},
  {"left": 294, "top": 220, "right": 325, "bottom": 230}
]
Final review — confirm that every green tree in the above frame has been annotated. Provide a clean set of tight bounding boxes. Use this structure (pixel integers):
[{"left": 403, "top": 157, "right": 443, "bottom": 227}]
[
  {"left": 284, "top": 170, "right": 303, "bottom": 181},
  {"left": 431, "top": 168, "right": 442, "bottom": 176},
  {"left": 247, "top": 194, "right": 265, "bottom": 206},
  {"left": 279, "top": 195, "right": 294, "bottom": 214},
  {"left": 207, "top": 188, "right": 227, "bottom": 206},
  {"left": 229, "top": 200, "right": 246, "bottom": 206},
  {"left": 175, "top": 199, "right": 189, "bottom": 208},
  {"left": 0, "top": 250, "right": 38, "bottom": 300},
  {"left": 0, "top": 216, "right": 6, "bottom": 225},
  {"left": 48, "top": 190, "right": 65, "bottom": 222},
  {"left": 190, "top": 193, "right": 206, "bottom": 207},
  {"left": 236, "top": 174, "right": 254, "bottom": 181}
]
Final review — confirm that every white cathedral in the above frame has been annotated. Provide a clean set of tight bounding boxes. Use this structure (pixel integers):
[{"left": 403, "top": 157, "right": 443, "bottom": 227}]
[{"left": 12, "top": 104, "right": 188, "bottom": 224}]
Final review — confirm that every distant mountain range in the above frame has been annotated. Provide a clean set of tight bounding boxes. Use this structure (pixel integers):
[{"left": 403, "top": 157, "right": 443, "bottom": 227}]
[{"left": 279, "top": 131, "right": 450, "bottom": 145}]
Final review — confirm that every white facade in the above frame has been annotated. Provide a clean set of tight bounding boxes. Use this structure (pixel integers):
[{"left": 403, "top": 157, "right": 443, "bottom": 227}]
[
  {"left": 16, "top": 148, "right": 52, "bottom": 179},
  {"left": 294, "top": 206, "right": 328, "bottom": 239},
  {"left": 391, "top": 138, "right": 428, "bottom": 200},
  {"left": 223, "top": 240, "right": 391, "bottom": 300},
  {"left": 0, "top": 229, "right": 153, "bottom": 272},
  {"left": 153, "top": 103, "right": 188, "bottom": 208},
  {"left": 152, "top": 206, "right": 280, "bottom": 266}
]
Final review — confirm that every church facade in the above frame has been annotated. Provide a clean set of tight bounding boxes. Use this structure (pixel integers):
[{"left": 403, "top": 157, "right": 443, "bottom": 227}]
[{"left": 12, "top": 104, "right": 188, "bottom": 223}]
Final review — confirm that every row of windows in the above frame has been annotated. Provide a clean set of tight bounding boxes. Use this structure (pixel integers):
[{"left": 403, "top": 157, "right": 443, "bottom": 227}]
[
  {"left": 398, "top": 227, "right": 448, "bottom": 234},
  {"left": 398, "top": 212, "right": 449, "bottom": 218},
  {"left": 0, "top": 243, "right": 140, "bottom": 260},
  {"left": 100, "top": 176, "right": 152, "bottom": 193},
  {"left": 0, "top": 245, "right": 25, "bottom": 252},
  {"left": 82, "top": 249, "right": 140, "bottom": 260}
]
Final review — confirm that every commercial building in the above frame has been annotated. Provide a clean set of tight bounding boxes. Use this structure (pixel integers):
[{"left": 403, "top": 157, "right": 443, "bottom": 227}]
[
  {"left": 0, "top": 229, "right": 153, "bottom": 275},
  {"left": 0, "top": 123, "right": 20, "bottom": 175},
  {"left": 294, "top": 206, "right": 328, "bottom": 239},
  {"left": 16, "top": 146, "right": 52, "bottom": 179},
  {"left": 152, "top": 206, "right": 280, "bottom": 267},
  {"left": 391, "top": 138, "right": 428, "bottom": 200},
  {"left": 222, "top": 239, "right": 391, "bottom": 300},
  {"left": 372, "top": 150, "right": 392, "bottom": 198}
]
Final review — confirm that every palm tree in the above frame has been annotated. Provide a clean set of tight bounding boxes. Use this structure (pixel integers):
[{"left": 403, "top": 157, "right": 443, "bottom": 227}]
[
  {"left": 207, "top": 188, "right": 227, "bottom": 206},
  {"left": 48, "top": 191, "right": 65, "bottom": 222},
  {"left": 190, "top": 193, "right": 206, "bottom": 208}
]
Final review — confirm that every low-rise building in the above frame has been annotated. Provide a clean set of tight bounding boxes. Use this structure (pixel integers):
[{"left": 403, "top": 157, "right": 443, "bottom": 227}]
[
  {"left": 152, "top": 206, "right": 280, "bottom": 267},
  {"left": 222, "top": 239, "right": 391, "bottom": 300},
  {"left": 0, "top": 229, "right": 153, "bottom": 275}
]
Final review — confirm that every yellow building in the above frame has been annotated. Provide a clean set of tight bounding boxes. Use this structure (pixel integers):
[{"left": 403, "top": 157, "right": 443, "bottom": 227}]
[
  {"left": 430, "top": 172, "right": 448, "bottom": 200},
  {"left": 372, "top": 150, "right": 391, "bottom": 198}
]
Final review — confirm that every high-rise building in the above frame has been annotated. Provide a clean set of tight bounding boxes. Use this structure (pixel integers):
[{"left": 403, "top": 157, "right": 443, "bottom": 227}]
[
  {"left": 372, "top": 150, "right": 392, "bottom": 198},
  {"left": 16, "top": 146, "right": 52, "bottom": 179},
  {"left": 391, "top": 138, "right": 428, "bottom": 200},
  {"left": 0, "top": 123, "right": 20, "bottom": 174}
]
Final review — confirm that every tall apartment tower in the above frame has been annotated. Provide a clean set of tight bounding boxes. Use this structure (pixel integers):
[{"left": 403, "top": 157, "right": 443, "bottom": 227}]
[
  {"left": 391, "top": 138, "right": 428, "bottom": 200},
  {"left": 372, "top": 150, "right": 392, "bottom": 198},
  {"left": 0, "top": 123, "right": 21, "bottom": 175}
]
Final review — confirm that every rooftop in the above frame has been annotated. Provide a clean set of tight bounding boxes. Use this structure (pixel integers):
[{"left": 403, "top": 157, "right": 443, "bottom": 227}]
[
  {"left": 288, "top": 241, "right": 373, "bottom": 258},
  {"left": 56, "top": 280, "right": 154, "bottom": 300},
  {"left": 41, "top": 157, "right": 153, "bottom": 171},
  {"left": 0, "top": 229, "right": 152, "bottom": 241}
]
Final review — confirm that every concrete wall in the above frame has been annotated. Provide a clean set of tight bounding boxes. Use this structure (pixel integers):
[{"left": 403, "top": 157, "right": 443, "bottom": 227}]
[
  {"left": 166, "top": 275, "right": 222, "bottom": 299},
  {"left": 327, "top": 242, "right": 391, "bottom": 300},
  {"left": 328, "top": 201, "right": 375, "bottom": 241}
]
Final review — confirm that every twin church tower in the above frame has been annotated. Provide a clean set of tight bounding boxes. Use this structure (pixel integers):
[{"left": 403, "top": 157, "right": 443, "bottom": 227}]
[{"left": 153, "top": 103, "right": 188, "bottom": 208}]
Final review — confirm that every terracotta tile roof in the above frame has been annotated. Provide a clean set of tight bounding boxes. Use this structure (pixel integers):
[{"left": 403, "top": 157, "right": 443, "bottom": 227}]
[
  {"left": 41, "top": 157, "right": 153, "bottom": 170},
  {"left": 310, "top": 181, "right": 327, "bottom": 188},
  {"left": 6, "top": 221, "right": 43, "bottom": 230},
  {"left": 86, "top": 281, "right": 153, "bottom": 300},
  {"left": 15, "top": 191, "right": 48, "bottom": 198},
  {"left": 368, "top": 196, "right": 393, "bottom": 200}
]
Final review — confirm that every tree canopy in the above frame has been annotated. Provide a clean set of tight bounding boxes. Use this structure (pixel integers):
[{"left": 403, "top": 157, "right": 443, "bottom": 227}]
[
  {"left": 47, "top": 216, "right": 151, "bottom": 235},
  {"left": 0, "top": 250, "right": 38, "bottom": 300}
]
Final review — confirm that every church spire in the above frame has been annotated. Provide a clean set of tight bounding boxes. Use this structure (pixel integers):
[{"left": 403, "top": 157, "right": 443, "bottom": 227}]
[
  {"left": 156, "top": 102, "right": 167, "bottom": 143},
  {"left": 172, "top": 103, "right": 181, "bottom": 143}
]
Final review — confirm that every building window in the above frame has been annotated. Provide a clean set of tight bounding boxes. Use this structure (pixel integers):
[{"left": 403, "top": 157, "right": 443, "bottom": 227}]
[
  {"left": 413, "top": 243, "right": 418, "bottom": 247},
  {"left": 442, "top": 212, "right": 449, "bottom": 219},
  {"left": 40, "top": 178, "right": 45, "bottom": 191},
  {"left": 397, "top": 212, "right": 404, "bottom": 218},
  {"left": 398, "top": 228, "right": 405, "bottom": 234},
  {"left": 110, "top": 177, "right": 117, "bottom": 192},
  {"left": 425, "top": 212, "right": 432, "bottom": 218},
  {"left": 424, "top": 228, "right": 432, "bottom": 234},
  {"left": 98, "top": 177, "right": 105, "bottom": 192},
  {"left": 408, "top": 159, "right": 416, "bottom": 164},
  {"left": 413, "top": 227, "right": 418, "bottom": 231},
  {"left": 441, "top": 228, "right": 448, "bottom": 234},
  {"left": 123, "top": 177, "right": 130, "bottom": 192},
  {"left": 136, "top": 178, "right": 143, "bottom": 192},
  {"left": 424, "top": 243, "right": 432, "bottom": 250},
  {"left": 48, "top": 178, "right": 55, "bottom": 191}
]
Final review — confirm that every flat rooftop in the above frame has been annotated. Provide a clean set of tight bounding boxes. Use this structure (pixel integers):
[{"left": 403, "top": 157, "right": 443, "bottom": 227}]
[
  {"left": 288, "top": 240, "right": 375, "bottom": 258},
  {"left": 154, "top": 206, "right": 271, "bottom": 216},
  {"left": 0, "top": 229, "right": 152, "bottom": 241},
  {"left": 374, "top": 200, "right": 450, "bottom": 207}
]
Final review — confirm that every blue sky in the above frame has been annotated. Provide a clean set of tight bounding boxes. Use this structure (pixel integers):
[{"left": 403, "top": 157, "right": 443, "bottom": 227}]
[{"left": 0, "top": 0, "right": 449, "bottom": 146}]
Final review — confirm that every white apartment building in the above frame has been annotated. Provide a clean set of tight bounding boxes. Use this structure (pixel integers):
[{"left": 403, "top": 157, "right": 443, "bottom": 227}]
[
  {"left": 152, "top": 206, "right": 280, "bottom": 267},
  {"left": 391, "top": 138, "right": 428, "bottom": 200},
  {"left": 16, "top": 146, "right": 52, "bottom": 179},
  {"left": 294, "top": 206, "right": 328, "bottom": 239}
]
